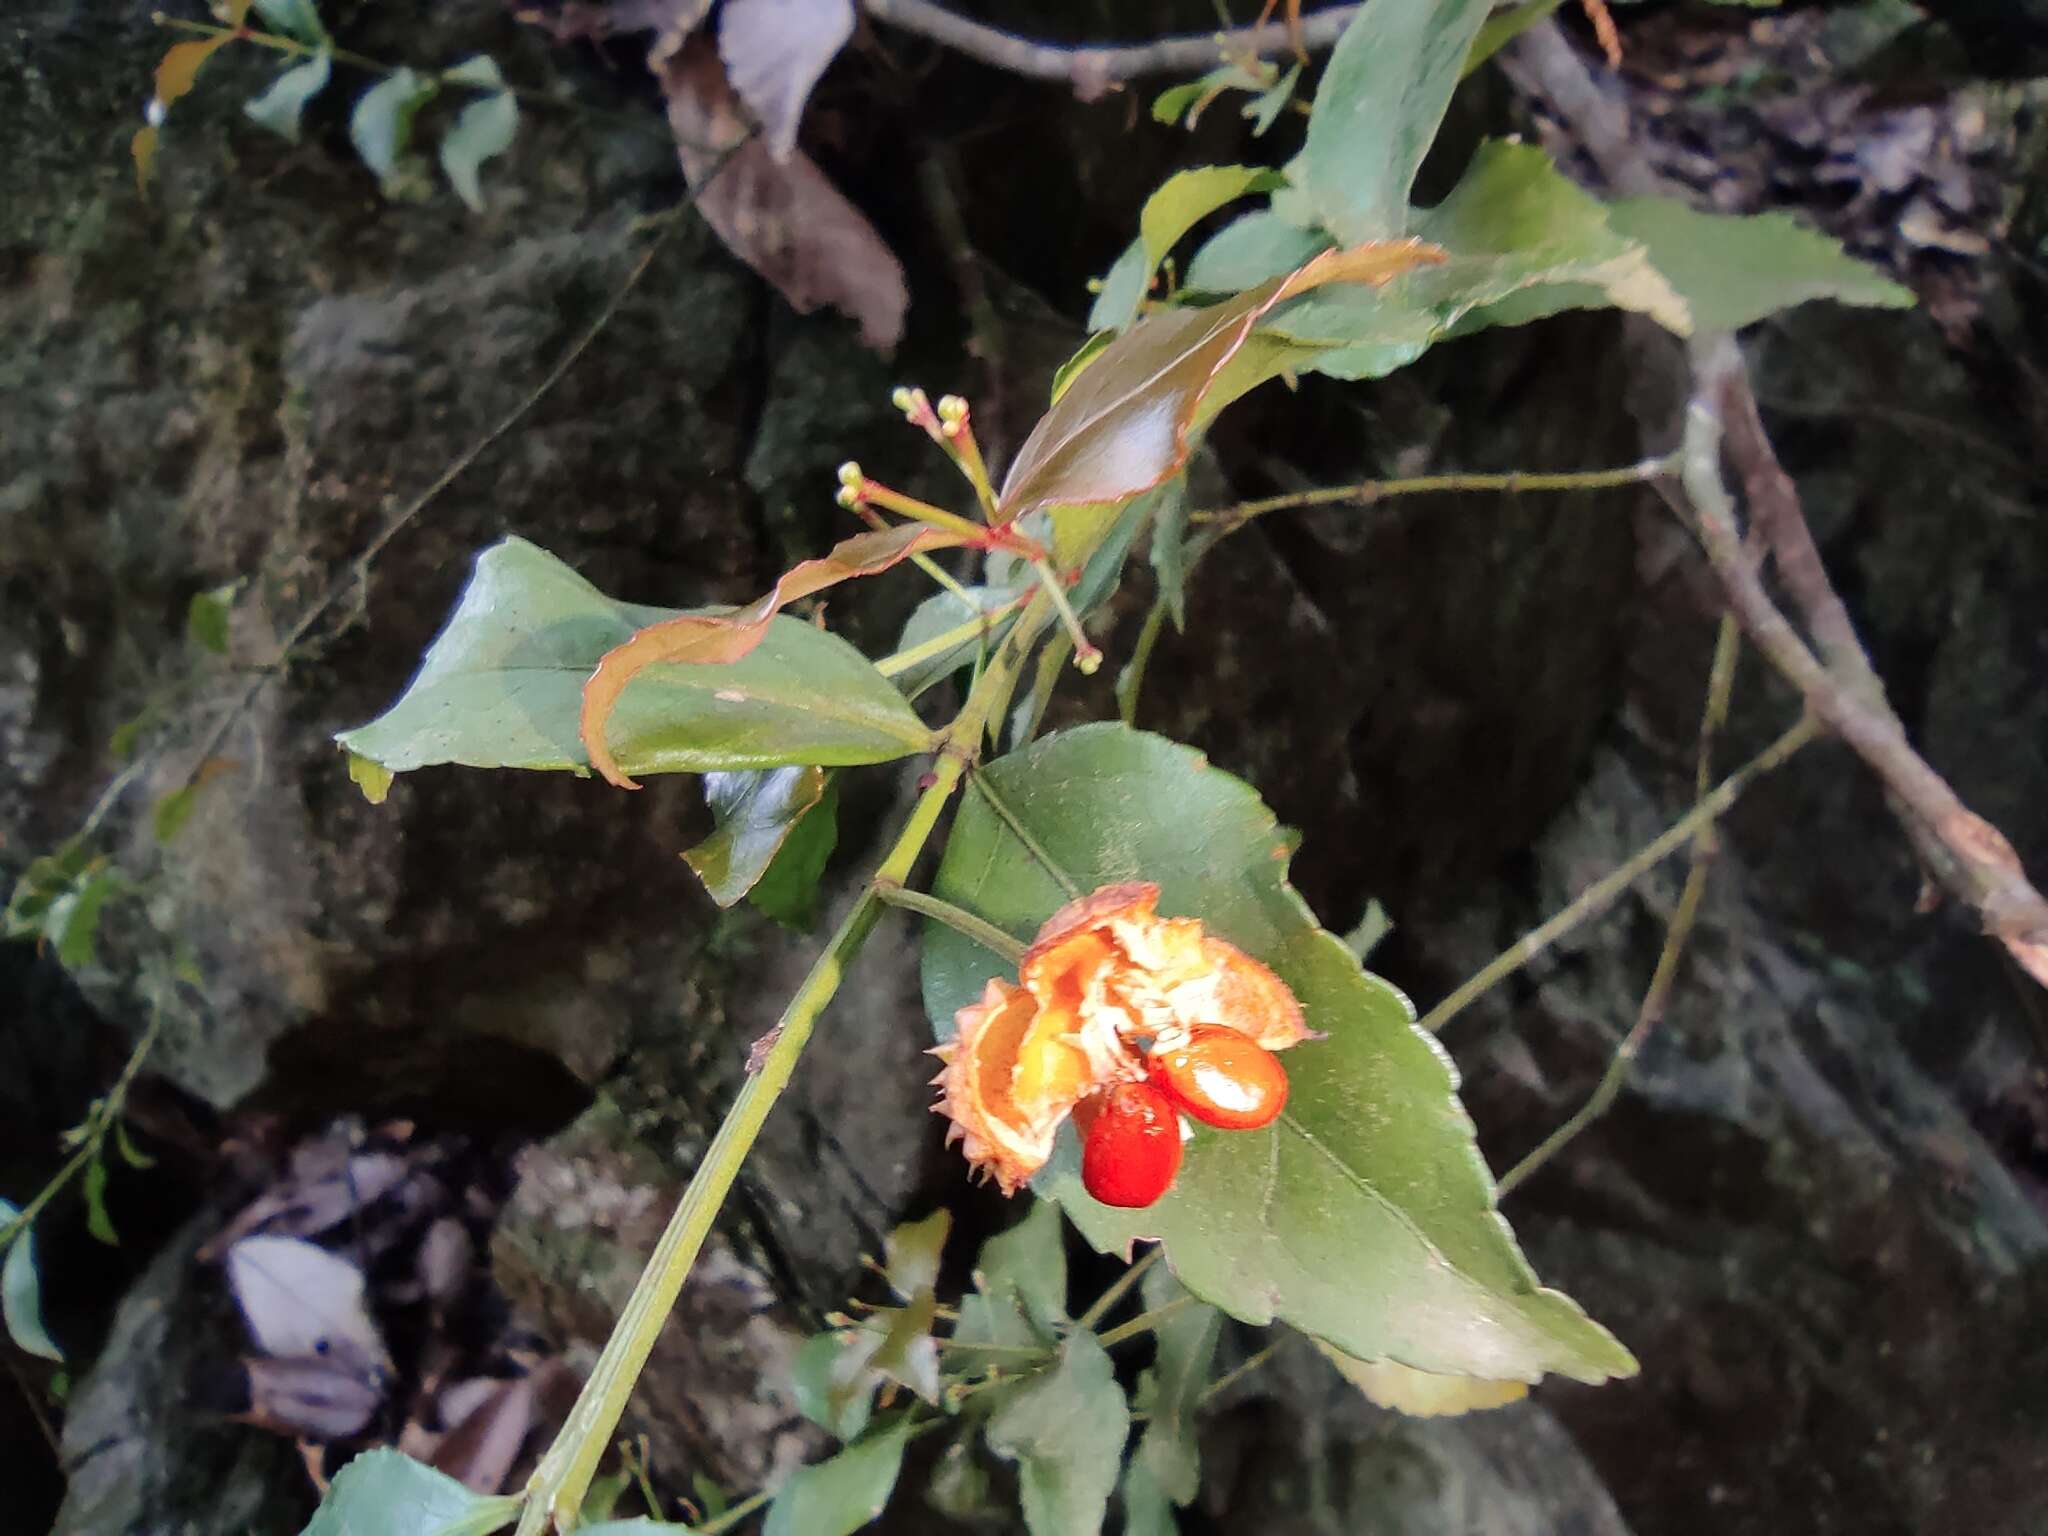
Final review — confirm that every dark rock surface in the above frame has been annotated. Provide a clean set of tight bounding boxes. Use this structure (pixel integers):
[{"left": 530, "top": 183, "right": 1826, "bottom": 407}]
[{"left": 4, "top": 2, "right": 2046, "bottom": 1534}]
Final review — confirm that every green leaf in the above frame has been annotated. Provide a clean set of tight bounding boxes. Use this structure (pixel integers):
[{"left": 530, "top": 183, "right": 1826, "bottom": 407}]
[
  {"left": 335, "top": 538, "right": 933, "bottom": 782},
  {"left": 683, "top": 766, "right": 828, "bottom": 907},
  {"left": 251, "top": 0, "right": 330, "bottom": 46},
  {"left": 83, "top": 1157, "right": 118, "bottom": 1246},
  {"left": 1048, "top": 331, "right": 1114, "bottom": 406},
  {"left": 577, "top": 1523, "right": 696, "bottom": 1535},
  {"left": 47, "top": 868, "right": 119, "bottom": 970},
  {"left": 347, "top": 751, "right": 395, "bottom": 805},
  {"left": 114, "top": 1118, "right": 157, "bottom": 1171},
  {"left": 1132, "top": 1267, "right": 1219, "bottom": 1504},
  {"left": 1602, "top": 196, "right": 1914, "bottom": 332},
  {"left": 748, "top": 777, "right": 838, "bottom": 930},
  {"left": 986, "top": 1332, "right": 1128, "bottom": 1536},
  {"left": 1118, "top": 1461, "right": 1179, "bottom": 1536},
  {"left": 152, "top": 785, "right": 201, "bottom": 845},
  {"left": 1, "top": 1205, "right": 61, "bottom": 1362},
  {"left": 881, "top": 1209, "right": 951, "bottom": 1300},
  {"left": 1092, "top": 168, "right": 1291, "bottom": 332},
  {"left": 1302, "top": 0, "right": 1495, "bottom": 243},
  {"left": 350, "top": 67, "right": 439, "bottom": 201},
  {"left": 1461, "top": 0, "right": 1567, "bottom": 78},
  {"left": 762, "top": 1421, "right": 915, "bottom": 1536},
  {"left": 1086, "top": 239, "right": 1150, "bottom": 335},
  {"left": 1184, "top": 211, "right": 1331, "bottom": 294},
  {"left": 1244, "top": 61, "right": 1302, "bottom": 136},
  {"left": 921, "top": 724, "right": 1638, "bottom": 1386},
  {"left": 976, "top": 1196, "right": 1067, "bottom": 1333},
  {"left": 1149, "top": 477, "right": 1191, "bottom": 630},
  {"left": 245, "top": 52, "right": 332, "bottom": 143},
  {"left": 792, "top": 1331, "right": 875, "bottom": 1442},
  {"left": 186, "top": 583, "right": 236, "bottom": 654},
  {"left": 437, "top": 59, "right": 518, "bottom": 213},
  {"left": 925, "top": 1434, "right": 1003, "bottom": 1523},
  {"left": 109, "top": 708, "right": 155, "bottom": 759},
  {"left": 299, "top": 1449, "right": 516, "bottom": 1536}
]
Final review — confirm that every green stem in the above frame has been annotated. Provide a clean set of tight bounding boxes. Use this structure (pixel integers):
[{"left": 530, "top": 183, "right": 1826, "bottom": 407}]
[
  {"left": 1115, "top": 595, "right": 1170, "bottom": 726},
  {"left": 873, "top": 594, "right": 1026, "bottom": 681},
  {"left": 1075, "top": 1245, "right": 1160, "bottom": 1332},
  {"left": 1030, "top": 559, "right": 1102, "bottom": 674},
  {"left": 1197, "top": 1340, "right": 1279, "bottom": 1406},
  {"left": 693, "top": 1487, "right": 772, "bottom": 1536},
  {"left": 0, "top": 1011, "right": 160, "bottom": 1251},
  {"left": 1190, "top": 458, "right": 1676, "bottom": 529},
  {"left": 517, "top": 595, "right": 1053, "bottom": 1535},
  {"left": 874, "top": 883, "right": 1025, "bottom": 966},
  {"left": 1416, "top": 713, "right": 1818, "bottom": 1036},
  {"left": 1095, "top": 1293, "right": 1195, "bottom": 1349}
]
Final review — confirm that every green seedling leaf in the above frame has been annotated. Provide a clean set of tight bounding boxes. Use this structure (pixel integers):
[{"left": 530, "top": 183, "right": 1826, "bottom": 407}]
[
  {"left": 1, "top": 1204, "right": 61, "bottom": 1361},
  {"left": 298, "top": 1447, "right": 515, "bottom": 1536},
  {"left": 350, "top": 67, "right": 440, "bottom": 201},
  {"left": 347, "top": 752, "right": 396, "bottom": 806},
  {"left": 1603, "top": 196, "right": 1914, "bottom": 332},
  {"left": 114, "top": 1119, "right": 157, "bottom": 1171},
  {"left": 84, "top": 1157, "right": 118, "bottom": 1246},
  {"left": 245, "top": 51, "right": 332, "bottom": 143},
  {"left": 335, "top": 538, "right": 933, "bottom": 785},
  {"left": 1302, "top": 0, "right": 1494, "bottom": 243},
  {"left": 1318, "top": 1342, "right": 1530, "bottom": 1416},
  {"left": 792, "top": 1330, "right": 875, "bottom": 1442},
  {"left": 1132, "top": 1267, "right": 1219, "bottom": 1503},
  {"left": 922, "top": 724, "right": 1638, "bottom": 1387},
  {"left": 748, "top": 777, "right": 838, "bottom": 929},
  {"left": 763, "top": 1420, "right": 916, "bottom": 1536},
  {"left": 252, "top": 0, "right": 331, "bottom": 46},
  {"left": 47, "top": 867, "right": 119, "bottom": 970},
  {"left": 987, "top": 1332, "right": 1127, "bottom": 1536},
  {"left": 882, "top": 1209, "right": 950, "bottom": 1300},
  {"left": 1092, "top": 168, "right": 1290, "bottom": 332},
  {"left": 998, "top": 242, "right": 1443, "bottom": 521},
  {"left": 438, "top": 58, "right": 518, "bottom": 213},
  {"left": 683, "top": 766, "right": 828, "bottom": 907},
  {"left": 1245, "top": 61, "right": 1302, "bottom": 136}
]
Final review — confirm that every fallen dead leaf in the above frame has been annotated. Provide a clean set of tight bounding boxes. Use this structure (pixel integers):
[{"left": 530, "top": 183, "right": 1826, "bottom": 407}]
[
  {"left": 240, "top": 1354, "right": 383, "bottom": 1440},
  {"left": 717, "top": 0, "right": 854, "bottom": 160},
  {"left": 227, "top": 1234, "right": 389, "bottom": 1372}
]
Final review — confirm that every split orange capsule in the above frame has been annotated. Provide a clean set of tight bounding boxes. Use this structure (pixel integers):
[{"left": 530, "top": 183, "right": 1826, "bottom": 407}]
[
  {"left": 1147, "top": 1024, "right": 1289, "bottom": 1131},
  {"left": 1079, "top": 1081, "right": 1184, "bottom": 1209}
]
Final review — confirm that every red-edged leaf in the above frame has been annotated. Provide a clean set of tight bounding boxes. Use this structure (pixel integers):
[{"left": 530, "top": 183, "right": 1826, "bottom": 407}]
[
  {"left": 579, "top": 522, "right": 968, "bottom": 789},
  {"left": 659, "top": 37, "right": 907, "bottom": 350},
  {"left": 996, "top": 240, "right": 1443, "bottom": 521}
]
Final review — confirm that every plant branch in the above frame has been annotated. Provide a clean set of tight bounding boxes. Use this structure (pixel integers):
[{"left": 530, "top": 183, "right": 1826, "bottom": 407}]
[
  {"left": 1418, "top": 713, "right": 1817, "bottom": 1036},
  {"left": 1095, "top": 1293, "right": 1196, "bottom": 1349},
  {"left": 1503, "top": 17, "right": 2048, "bottom": 991},
  {"left": 859, "top": 0, "right": 1361, "bottom": 90},
  {"left": 1188, "top": 458, "right": 1675, "bottom": 529},
  {"left": 874, "top": 882, "right": 1026, "bottom": 965},
  {"left": 1497, "top": 614, "right": 1739, "bottom": 1196},
  {"left": 1075, "top": 1245, "right": 1161, "bottom": 1332}
]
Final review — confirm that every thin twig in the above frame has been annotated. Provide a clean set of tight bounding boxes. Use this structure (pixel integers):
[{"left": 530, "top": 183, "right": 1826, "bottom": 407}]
[
  {"left": 1075, "top": 1245, "right": 1161, "bottom": 1332},
  {"left": 860, "top": 0, "right": 1361, "bottom": 89},
  {"left": 1198, "top": 1340, "right": 1280, "bottom": 1406},
  {"left": 1503, "top": 17, "right": 2048, "bottom": 991},
  {"left": 1498, "top": 614, "right": 1738, "bottom": 1196},
  {"left": 1188, "top": 458, "right": 1675, "bottom": 529},
  {"left": 1418, "top": 714, "right": 1818, "bottom": 1036},
  {"left": 1095, "top": 1293, "right": 1195, "bottom": 1348},
  {"left": 873, "top": 881, "right": 1026, "bottom": 965}
]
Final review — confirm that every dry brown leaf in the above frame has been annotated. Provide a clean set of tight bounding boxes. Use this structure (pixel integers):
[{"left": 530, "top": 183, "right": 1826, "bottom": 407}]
[
  {"left": 658, "top": 36, "right": 907, "bottom": 350},
  {"left": 717, "top": 0, "right": 854, "bottom": 160},
  {"left": 240, "top": 1355, "right": 383, "bottom": 1440},
  {"left": 202, "top": 1141, "right": 409, "bottom": 1260},
  {"left": 430, "top": 1373, "right": 539, "bottom": 1494},
  {"left": 227, "top": 1235, "right": 389, "bottom": 1371}
]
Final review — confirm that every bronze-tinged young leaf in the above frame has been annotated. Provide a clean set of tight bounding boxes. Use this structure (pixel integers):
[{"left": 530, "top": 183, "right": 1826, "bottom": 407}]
[
  {"left": 580, "top": 521, "right": 963, "bottom": 789},
  {"left": 335, "top": 539, "right": 934, "bottom": 792},
  {"left": 920, "top": 724, "right": 1638, "bottom": 1388},
  {"left": 997, "top": 241, "right": 1444, "bottom": 521},
  {"left": 682, "top": 766, "right": 828, "bottom": 907},
  {"left": 155, "top": 36, "right": 233, "bottom": 110},
  {"left": 659, "top": 37, "right": 907, "bottom": 350}
]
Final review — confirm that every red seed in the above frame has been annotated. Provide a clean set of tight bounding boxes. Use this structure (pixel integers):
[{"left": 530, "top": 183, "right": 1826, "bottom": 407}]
[
  {"left": 1079, "top": 1081, "right": 1184, "bottom": 1208},
  {"left": 1147, "top": 1024, "right": 1289, "bottom": 1131}
]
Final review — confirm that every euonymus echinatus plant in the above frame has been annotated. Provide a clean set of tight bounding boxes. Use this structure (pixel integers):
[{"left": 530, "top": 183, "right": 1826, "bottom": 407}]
[{"left": 321, "top": 2, "right": 1912, "bottom": 1531}]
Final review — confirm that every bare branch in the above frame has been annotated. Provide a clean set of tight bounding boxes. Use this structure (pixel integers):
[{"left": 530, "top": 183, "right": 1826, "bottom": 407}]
[
  {"left": 1504, "top": 18, "right": 2048, "bottom": 989},
  {"left": 860, "top": 0, "right": 1360, "bottom": 91}
]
